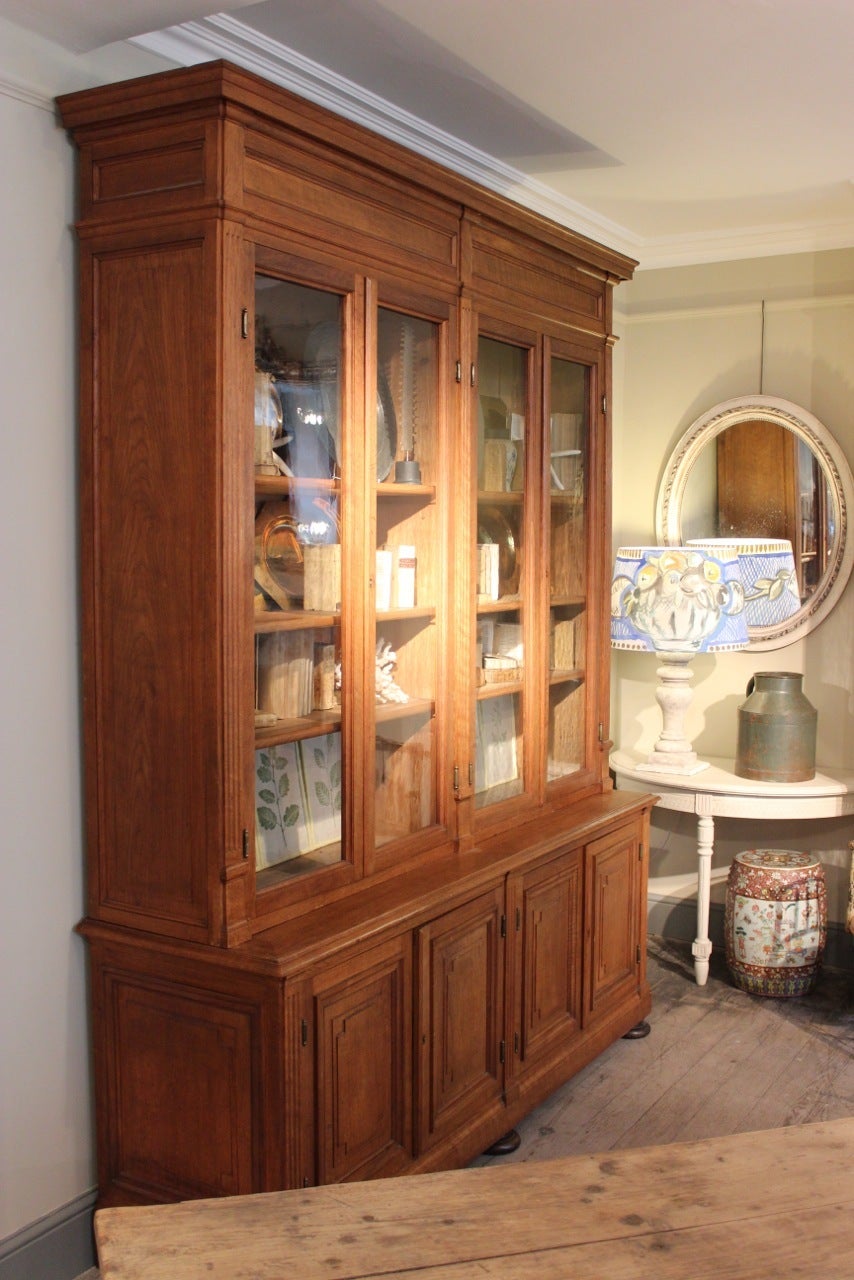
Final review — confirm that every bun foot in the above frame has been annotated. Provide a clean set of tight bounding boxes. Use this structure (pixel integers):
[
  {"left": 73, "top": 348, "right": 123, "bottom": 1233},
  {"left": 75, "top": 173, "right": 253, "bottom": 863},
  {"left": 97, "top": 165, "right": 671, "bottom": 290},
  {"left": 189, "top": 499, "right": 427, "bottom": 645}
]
[
  {"left": 484, "top": 1129, "right": 521, "bottom": 1156},
  {"left": 622, "top": 1019, "right": 651, "bottom": 1040}
]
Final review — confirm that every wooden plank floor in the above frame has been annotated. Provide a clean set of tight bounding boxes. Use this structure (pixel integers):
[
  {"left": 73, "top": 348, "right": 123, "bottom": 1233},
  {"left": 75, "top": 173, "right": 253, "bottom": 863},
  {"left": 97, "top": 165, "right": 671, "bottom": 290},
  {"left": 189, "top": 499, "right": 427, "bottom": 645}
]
[
  {"left": 471, "top": 935, "right": 854, "bottom": 1166},
  {"left": 74, "top": 936, "right": 853, "bottom": 1280}
]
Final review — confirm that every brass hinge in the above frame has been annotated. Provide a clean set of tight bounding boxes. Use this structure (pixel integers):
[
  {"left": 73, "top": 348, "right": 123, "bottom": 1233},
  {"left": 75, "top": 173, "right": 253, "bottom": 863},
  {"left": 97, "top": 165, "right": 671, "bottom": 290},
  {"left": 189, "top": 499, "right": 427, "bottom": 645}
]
[
  {"left": 300, "top": 1019, "right": 308, "bottom": 1047},
  {"left": 241, "top": 308, "right": 249, "bottom": 339},
  {"left": 639, "top": 842, "right": 644, "bottom": 861},
  {"left": 471, "top": 363, "right": 477, "bottom": 387},
  {"left": 598, "top": 722, "right": 605, "bottom": 743},
  {"left": 500, "top": 914, "right": 507, "bottom": 938},
  {"left": 453, "top": 764, "right": 460, "bottom": 794},
  {"left": 455, "top": 359, "right": 462, "bottom": 383},
  {"left": 602, "top": 394, "right": 607, "bottom": 415},
  {"left": 242, "top": 828, "right": 249, "bottom": 860}
]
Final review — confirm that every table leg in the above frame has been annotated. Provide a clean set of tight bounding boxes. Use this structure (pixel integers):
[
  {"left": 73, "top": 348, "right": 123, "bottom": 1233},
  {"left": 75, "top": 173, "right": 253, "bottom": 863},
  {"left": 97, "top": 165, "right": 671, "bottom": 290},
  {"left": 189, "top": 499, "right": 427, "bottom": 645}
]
[{"left": 692, "top": 812, "right": 714, "bottom": 986}]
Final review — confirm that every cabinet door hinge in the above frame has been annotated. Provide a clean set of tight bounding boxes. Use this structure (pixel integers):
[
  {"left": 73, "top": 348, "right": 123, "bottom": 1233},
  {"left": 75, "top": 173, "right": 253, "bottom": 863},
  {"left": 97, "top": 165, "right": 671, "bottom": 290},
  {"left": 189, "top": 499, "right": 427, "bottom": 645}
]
[
  {"left": 470, "top": 362, "right": 477, "bottom": 387},
  {"left": 515, "top": 906, "right": 521, "bottom": 932},
  {"left": 598, "top": 722, "right": 605, "bottom": 743},
  {"left": 455, "top": 359, "right": 462, "bottom": 383},
  {"left": 639, "top": 842, "right": 644, "bottom": 861},
  {"left": 241, "top": 308, "right": 249, "bottom": 339},
  {"left": 500, "top": 914, "right": 507, "bottom": 938},
  {"left": 300, "top": 1019, "right": 309, "bottom": 1047},
  {"left": 514, "top": 1030, "right": 520, "bottom": 1055},
  {"left": 636, "top": 945, "right": 642, "bottom": 965},
  {"left": 602, "top": 394, "right": 607, "bottom": 415},
  {"left": 242, "top": 828, "right": 249, "bottom": 860},
  {"left": 453, "top": 764, "right": 460, "bottom": 793},
  {"left": 499, "top": 1039, "right": 506, "bottom": 1064}
]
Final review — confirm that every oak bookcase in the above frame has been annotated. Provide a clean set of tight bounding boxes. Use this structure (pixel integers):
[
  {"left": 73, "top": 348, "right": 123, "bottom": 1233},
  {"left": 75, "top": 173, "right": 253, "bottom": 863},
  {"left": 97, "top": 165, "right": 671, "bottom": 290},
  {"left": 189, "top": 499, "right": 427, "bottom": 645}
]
[{"left": 59, "top": 60, "right": 653, "bottom": 1206}]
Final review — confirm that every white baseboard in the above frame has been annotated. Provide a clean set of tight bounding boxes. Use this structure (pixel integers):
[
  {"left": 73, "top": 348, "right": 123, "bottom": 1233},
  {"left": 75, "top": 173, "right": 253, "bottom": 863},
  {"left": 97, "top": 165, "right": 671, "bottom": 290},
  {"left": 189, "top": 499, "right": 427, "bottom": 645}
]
[{"left": 648, "top": 894, "right": 854, "bottom": 972}]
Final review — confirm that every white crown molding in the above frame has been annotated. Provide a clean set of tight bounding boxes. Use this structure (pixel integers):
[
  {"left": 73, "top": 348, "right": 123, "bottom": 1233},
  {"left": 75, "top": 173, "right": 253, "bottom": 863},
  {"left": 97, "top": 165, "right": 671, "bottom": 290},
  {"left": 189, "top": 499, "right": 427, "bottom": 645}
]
[
  {"left": 133, "top": 13, "right": 854, "bottom": 271},
  {"left": 132, "top": 13, "right": 641, "bottom": 258},
  {"left": 637, "top": 220, "right": 854, "bottom": 271},
  {"left": 614, "top": 291, "right": 854, "bottom": 327},
  {"left": 0, "top": 74, "right": 54, "bottom": 111}
]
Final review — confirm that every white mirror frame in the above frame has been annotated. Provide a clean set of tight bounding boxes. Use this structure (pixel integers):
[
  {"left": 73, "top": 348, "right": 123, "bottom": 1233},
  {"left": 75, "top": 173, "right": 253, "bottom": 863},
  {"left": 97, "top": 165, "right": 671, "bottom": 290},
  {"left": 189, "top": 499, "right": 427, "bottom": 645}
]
[{"left": 656, "top": 395, "right": 854, "bottom": 651}]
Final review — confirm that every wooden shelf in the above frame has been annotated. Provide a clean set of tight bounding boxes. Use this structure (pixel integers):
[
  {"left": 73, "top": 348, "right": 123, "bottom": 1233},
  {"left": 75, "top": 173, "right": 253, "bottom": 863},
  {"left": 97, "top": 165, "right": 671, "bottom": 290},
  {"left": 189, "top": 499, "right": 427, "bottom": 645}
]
[
  {"left": 255, "top": 475, "right": 340, "bottom": 498},
  {"left": 476, "top": 597, "right": 522, "bottom": 615},
  {"left": 549, "top": 668, "right": 585, "bottom": 687},
  {"left": 255, "top": 708, "right": 342, "bottom": 748},
  {"left": 376, "top": 481, "right": 436, "bottom": 501},
  {"left": 255, "top": 610, "right": 340, "bottom": 634}
]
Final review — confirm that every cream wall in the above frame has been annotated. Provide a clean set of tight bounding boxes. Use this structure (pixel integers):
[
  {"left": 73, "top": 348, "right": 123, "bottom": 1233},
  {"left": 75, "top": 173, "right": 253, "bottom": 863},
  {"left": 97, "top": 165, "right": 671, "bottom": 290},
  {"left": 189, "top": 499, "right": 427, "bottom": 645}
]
[
  {"left": 612, "top": 250, "right": 854, "bottom": 930},
  {"left": 0, "top": 19, "right": 174, "bottom": 1248}
]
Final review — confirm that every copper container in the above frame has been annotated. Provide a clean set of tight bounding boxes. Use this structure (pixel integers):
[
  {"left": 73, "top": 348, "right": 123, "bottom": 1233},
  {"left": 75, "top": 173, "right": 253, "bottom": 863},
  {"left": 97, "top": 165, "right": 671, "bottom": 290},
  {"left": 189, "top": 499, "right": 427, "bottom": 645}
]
[{"left": 735, "top": 672, "right": 817, "bottom": 782}]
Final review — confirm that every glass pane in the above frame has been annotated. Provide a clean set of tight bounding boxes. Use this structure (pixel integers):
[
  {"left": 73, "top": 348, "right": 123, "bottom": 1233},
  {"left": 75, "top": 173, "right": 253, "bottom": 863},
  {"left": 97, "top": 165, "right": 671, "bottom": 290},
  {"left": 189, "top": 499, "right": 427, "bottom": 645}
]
[
  {"left": 253, "top": 275, "right": 344, "bottom": 883},
  {"left": 374, "top": 308, "right": 439, "bottom": 848},
  {"left": 547, "top": 355, "right": 588, "bottom": 782},
  {"left": 475, "top": 336, "right": 526, "bottom": 809}
]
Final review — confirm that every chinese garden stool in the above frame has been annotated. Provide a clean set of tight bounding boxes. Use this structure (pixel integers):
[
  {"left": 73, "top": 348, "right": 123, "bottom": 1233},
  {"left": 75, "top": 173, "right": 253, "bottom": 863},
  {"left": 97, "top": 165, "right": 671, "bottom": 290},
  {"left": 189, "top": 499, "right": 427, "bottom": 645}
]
[{"left": 724, "top": 849, "right": 827, "bottom": 997}]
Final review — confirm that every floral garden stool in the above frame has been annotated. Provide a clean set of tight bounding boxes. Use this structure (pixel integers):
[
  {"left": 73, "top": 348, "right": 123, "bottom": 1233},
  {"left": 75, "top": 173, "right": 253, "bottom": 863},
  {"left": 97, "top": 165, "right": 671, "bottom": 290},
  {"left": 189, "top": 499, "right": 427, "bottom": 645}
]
[{"left": 724, "top": 849, "right": 827, "bottom": 997}]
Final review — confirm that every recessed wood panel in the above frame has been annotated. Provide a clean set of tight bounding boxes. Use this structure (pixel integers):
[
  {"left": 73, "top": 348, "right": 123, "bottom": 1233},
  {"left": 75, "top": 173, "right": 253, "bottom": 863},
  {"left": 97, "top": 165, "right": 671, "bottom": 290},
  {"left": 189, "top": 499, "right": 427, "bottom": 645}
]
[
  {"left": 416, "top": 887, "right": 505, "bottom": 1152},
  {"left": 244, "top": 137, "right": 459, "bottom": 282},
  {"left": 313, "top": 936, "right": 412, "bottom": 1182},
  {"left": 467, "top": 220, "right": 605, "bottom": 335},
  {"left": 92, "top": 239, "right": 217, "bottom": 934},
  {"left": 515, "top": 851, "right": 582, "bottom": 1070},
  {"left": 584, "top": 827, "right": 641, "bottom": 1024},
  {"left": 108, "top": 977, "right": 254, "bottom": 1201},
  {"left": 95, "top": 141, "right": 206, "bottom": 204}
]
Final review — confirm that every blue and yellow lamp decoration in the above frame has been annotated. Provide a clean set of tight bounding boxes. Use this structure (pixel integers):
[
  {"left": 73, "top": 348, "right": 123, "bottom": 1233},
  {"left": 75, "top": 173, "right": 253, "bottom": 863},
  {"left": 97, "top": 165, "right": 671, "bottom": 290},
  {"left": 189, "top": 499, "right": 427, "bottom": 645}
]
[{"left": 611, "top": 546, "right": 749, "bottom": 774}]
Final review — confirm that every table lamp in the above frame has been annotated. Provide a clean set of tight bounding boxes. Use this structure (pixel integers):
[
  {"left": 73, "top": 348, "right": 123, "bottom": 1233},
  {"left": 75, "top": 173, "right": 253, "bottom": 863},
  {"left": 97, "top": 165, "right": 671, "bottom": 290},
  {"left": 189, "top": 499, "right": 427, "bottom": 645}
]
[
  {"left": 687, "top": 537, "right": 800, "bottom": 630},
  {"left": 611, "top": 546, "right": 749, "bottom": 775}
]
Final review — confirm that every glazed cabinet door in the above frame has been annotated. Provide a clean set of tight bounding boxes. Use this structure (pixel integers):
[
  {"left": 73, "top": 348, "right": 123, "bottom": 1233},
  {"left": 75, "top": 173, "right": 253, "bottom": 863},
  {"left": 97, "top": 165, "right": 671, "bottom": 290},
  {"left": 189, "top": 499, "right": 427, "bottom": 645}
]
[
  {"left": 465, "top": 320, "right": 607, "bottom": 834},
  {"left": 252, "top": 264, "right": 456, "bottom": 910},
  {"left": 370, "top": 297, "right": 453, "bottom": 868},
  {"left": 252, "top": 267, "right": 356, "bottom": 907},
  {"left": 415, "top": 886, "right": 505, "bottom": 1154},
  {"left": 583, "top": 823, "right": 646, "bottom": 1027},
  {"left": 505, "top": 847, "right": 583, "bottom": 1091},
  {"left": 544, "top": 340, "right": 605, "bottom": 793},
  {"left": 308, "top": 934, "right": 413, "bottom": 1184},
  {"left": 470, "top": 325, "right": 538, "bottom": 821}
]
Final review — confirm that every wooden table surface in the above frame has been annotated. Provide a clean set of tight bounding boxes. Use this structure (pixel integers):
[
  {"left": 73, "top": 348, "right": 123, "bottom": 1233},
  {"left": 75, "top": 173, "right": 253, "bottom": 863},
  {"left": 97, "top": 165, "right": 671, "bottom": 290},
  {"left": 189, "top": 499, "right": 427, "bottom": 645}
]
[{"left": 95, "top": 1118, "right": 854, "bottom": 1278}]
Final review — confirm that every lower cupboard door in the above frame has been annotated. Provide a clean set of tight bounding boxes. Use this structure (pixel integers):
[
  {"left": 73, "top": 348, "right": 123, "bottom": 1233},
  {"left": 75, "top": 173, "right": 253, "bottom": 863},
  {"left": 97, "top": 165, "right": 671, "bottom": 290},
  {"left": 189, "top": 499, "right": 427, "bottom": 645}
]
[
  {"left": 312, "top": 934, "right": 413, "bottom": 1183},
  {"left": 415, "top": 886, "right": 505, "bottom": 1153}
]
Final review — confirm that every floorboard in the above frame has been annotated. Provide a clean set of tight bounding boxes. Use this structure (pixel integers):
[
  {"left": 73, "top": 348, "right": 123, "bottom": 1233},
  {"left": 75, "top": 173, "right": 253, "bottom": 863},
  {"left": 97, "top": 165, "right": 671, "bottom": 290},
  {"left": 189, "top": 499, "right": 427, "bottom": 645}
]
[{"left": 470, "top": 935, "right": 854, "bottom": 1165}]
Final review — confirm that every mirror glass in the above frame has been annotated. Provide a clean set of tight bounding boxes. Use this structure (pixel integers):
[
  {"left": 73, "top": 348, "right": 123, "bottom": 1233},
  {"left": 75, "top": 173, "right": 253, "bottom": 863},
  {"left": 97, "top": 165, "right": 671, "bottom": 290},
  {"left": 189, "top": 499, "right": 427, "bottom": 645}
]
[{"left": 656, "top": 396, "right": 854, "bottom": 650}]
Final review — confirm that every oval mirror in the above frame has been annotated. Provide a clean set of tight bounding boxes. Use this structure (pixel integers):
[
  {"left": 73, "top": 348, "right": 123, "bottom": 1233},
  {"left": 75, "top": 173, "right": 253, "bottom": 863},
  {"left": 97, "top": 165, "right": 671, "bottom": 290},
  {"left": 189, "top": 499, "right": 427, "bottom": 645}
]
[{"left": 655, "top": 395, "right": 854, "bottom": 650}]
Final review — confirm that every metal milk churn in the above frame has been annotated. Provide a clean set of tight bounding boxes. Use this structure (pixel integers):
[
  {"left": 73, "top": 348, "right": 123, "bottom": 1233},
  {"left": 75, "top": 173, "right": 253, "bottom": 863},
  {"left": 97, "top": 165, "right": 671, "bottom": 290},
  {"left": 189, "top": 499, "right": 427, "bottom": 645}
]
[{"left": 734, "top": 672, "right": 817, "bottom": 782}]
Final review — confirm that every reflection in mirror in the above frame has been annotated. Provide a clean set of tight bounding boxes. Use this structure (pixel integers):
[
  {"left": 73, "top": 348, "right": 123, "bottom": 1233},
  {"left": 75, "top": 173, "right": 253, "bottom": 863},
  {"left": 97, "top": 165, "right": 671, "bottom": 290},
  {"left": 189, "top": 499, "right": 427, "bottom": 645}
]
[
  {"left": 656, "top": 396, "right": 854, "bottom": 651},
  {"left": 681, "top": 419, "right": 834, "bottom": 602}
]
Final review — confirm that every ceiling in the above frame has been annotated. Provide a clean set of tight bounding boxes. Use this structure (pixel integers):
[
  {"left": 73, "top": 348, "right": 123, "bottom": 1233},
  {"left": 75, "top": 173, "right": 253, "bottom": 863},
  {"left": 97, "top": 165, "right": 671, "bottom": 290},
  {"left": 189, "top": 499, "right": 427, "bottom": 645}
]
[{"left": 3, "top": 0, "right": 853, "bottom": 268}]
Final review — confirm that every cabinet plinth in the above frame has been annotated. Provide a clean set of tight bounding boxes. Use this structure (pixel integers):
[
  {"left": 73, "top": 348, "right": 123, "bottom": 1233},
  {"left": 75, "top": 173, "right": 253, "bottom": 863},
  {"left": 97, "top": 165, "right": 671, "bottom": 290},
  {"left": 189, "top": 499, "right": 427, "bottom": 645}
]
[{"left": 60, "top": 59, "right": 650, "bottom": 1206}]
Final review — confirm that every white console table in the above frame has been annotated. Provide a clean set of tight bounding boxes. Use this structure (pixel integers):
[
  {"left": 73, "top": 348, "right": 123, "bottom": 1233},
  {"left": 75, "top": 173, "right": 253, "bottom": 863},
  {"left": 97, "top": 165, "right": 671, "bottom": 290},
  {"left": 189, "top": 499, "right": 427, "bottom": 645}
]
[{"left": 611, "top": 749, "right": 854, "bottom": 986}]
